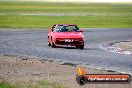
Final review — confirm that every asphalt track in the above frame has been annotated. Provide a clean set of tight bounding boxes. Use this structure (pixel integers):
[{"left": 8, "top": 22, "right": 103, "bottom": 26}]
[{"left": 0, "top": 28, "right": 132, "bottom": 74}]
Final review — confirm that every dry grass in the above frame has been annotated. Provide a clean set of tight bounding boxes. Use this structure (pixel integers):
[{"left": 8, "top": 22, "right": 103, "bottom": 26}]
[{"left": 0, "top": 56, "right": 132, "bottom": 88}]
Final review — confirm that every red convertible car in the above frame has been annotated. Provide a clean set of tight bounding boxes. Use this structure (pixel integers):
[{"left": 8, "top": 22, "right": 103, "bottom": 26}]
[{"left": 48, "top": 24, "right": 84, "bottom": 49}]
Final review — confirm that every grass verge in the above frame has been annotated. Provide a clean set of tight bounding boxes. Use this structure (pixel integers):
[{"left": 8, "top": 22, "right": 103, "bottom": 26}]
[
  {"left": 0, "top": 14, "right": 132, "bottom": 29},
  {"left": 0, "top": 1, "right": 132, "bottom": 29},
  {"left": 0, "top": 1, "right": 132, "bottom": 14},
  {"left": 0, "top": 80, "right": 64, "bottom": 88},
  {"left": 0, "top": 82, "right": 14, "bottom": 88},
  {"left": 37, "top": 80, "right": 64, "bottom": 88}
]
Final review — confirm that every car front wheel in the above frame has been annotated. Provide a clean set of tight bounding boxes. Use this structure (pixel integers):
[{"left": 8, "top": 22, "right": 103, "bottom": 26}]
[
  {"left": 80, "top": 44, "right": 84, "bottom": 49},
  {"left": 51, "top": 39, "right": 56, "bottom": 48},
  {"left": 48, "top": 41, "right": 51, "bottom": 46},
  {"left": 48, "top": 36, "right": 51, "bottom": 46},
  {"left": 76, "top": 43, "right": 84, "bottom": 50}
]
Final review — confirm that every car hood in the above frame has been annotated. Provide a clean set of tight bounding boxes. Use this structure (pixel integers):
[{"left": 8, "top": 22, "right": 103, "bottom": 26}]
[{"left": 53, "top": 32, "right": 84, "bottom": 38}]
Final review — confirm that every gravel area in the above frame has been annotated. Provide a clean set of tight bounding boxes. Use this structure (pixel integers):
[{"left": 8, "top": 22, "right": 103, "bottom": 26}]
[
  {"left": 112, "top": 41, "right": 132, "bottom": 51},
  {"left": 0, "top": 56, "right": 131, "bottom": 88}
]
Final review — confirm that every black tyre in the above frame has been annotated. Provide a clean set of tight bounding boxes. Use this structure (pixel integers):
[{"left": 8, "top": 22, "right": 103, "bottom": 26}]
[
  {"left": 48, "top": 41, "right": 51, "bottom": 46},
  {"left": 51, "top": 40, "right": 56, "bottom": 48},
  {"left": 80, "top": 42, "right": 84, "bottom": 49},
  {"left": 48, "top": 36, "right": 51, "bottom": 46}
]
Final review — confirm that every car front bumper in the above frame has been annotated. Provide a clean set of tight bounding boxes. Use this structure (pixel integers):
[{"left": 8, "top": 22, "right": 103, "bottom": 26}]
[{"left": 55, "top": 38, "right": 84, "bottom": 46}]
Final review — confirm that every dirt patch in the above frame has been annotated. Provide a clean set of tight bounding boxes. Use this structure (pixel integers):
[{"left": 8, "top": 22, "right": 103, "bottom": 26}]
[
  {"left": 0, "top": 56, "right": 131, "bottom": 88},
  {"left": 112, "top": 41, "right": 132, "bottom": 52}
]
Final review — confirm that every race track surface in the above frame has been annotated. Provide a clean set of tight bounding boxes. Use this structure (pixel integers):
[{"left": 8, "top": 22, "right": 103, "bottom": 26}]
[{"left": 0, "top": 28, "right": 132, "bottom": 74}]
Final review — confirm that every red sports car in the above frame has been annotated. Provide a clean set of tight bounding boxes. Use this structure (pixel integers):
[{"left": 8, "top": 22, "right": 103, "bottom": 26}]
[{"left": 48, "top": 24, "right": 84, "bottom": 49}]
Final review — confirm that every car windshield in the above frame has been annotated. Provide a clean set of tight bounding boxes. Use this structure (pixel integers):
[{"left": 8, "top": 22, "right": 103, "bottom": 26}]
[{"left": 53, "top": 25, "right": 79, "bottom": 32}]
